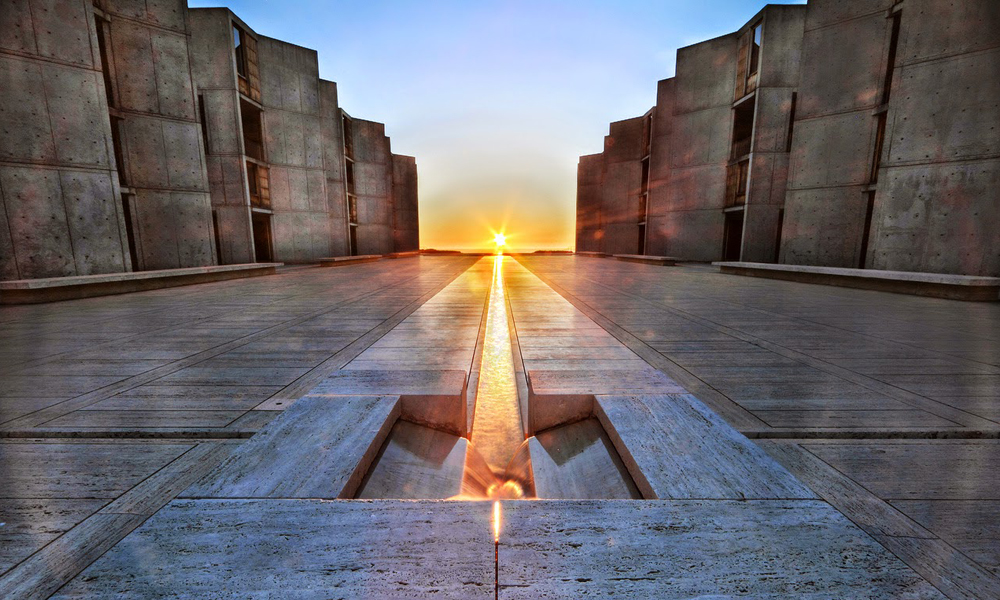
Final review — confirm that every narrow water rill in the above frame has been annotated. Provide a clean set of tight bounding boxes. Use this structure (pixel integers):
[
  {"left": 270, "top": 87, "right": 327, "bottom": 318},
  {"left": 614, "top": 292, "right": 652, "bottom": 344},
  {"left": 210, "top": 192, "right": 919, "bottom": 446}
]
[{"left": 469, "top": 255, "right": 526, "bottom": 478}]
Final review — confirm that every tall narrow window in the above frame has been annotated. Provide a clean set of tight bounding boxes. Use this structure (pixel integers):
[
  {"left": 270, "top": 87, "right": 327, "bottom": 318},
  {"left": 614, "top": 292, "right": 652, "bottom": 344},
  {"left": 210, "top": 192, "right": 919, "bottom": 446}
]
[
  {"left": 233, "top": 25, "right": 247, "bottom": 78},
  {"left": 109, "top": 116, "right": 128, "bottom": 186},
  {"left": 859, "top": 192, "right": 877, "bottom": 269},
  {"left": 94, "top": 16, "right": 115, "bottom": 108},
  {"left": 198, "top": 94, "right": 210, "bottom": 154},
  {"left": 342, "top": 113, "right": 354, "bottom": 159},
  {"left": 120, "top": 193, "right": 139, "bottom": 270},
  {"left": 785, "top": 92, "right": 797, "bottom": 153},
  {"left": 748, "top": 23, "right": 762, "bottom": 78},
  {"left": 881, "top": 12, "right": 902, "bottom": 105}
]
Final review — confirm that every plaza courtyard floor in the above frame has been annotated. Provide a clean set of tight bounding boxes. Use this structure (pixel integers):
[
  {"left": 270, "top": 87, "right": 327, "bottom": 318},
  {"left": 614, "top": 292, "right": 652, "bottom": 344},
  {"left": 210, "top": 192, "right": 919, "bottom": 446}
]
[{"left": 0, "top": 255, "right": 998, "bottom": 598}]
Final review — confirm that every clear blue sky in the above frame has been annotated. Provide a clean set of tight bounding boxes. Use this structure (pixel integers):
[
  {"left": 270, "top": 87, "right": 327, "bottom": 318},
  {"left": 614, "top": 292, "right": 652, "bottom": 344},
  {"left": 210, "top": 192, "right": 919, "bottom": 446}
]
[{"left": 189, "top": 0, "right": 805, "bottom": 250}]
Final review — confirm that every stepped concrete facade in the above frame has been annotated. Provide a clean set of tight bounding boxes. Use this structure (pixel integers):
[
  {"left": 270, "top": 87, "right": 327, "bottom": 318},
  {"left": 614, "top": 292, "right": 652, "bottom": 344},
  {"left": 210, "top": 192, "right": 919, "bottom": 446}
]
[
  {"left": 578, "top": 0, "right": 1000, "bottom": 276},
  {"left": 0, "top": 0, "right": 419, "bottom": 281}
]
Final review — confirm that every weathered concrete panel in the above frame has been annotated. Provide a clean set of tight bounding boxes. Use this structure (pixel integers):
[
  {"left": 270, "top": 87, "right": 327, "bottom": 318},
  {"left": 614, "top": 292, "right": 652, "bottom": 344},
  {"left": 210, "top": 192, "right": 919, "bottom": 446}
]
[
  {"left": 30, "top": 0, "right": 93, "bottom": 66},
  {"left": 213, "top": 204, "right": 253, "bottom": 264},
  {"left": 781, "top": 186, "right": 869, "bottom": 267},
  {"left": 124, "top": 116, "right": 167, "bottom": 188},
  {"left": 653, "top": 210, "right": 724, "bottom": 262},
  {"left": 887, "top": 50, "right": 1000, "bottom": 164},
  {"left": 901, "top": 0, "right": 1000, "bottom": 61},
  {"left": 149, "top": 28, "right": 196, "bottom": 120},
  {"left": 796, "top": 14, "right": 886, "bottom": 119},
  {"left": 0, "top": 56, "right": 57, "bottom": 162},
  {"left": 186, "top": 9, "right": 234, "bottom": 90},
  {"left": 674, "top": 34, "right": 737, "bottom": 114},
  {"left": 0, "top": 196, "right": 18, "bottom": 280},
  {"left": 575, "top": 153, "right": 603, "bottom": 252},
  {"left": 647, "top": 78, "right": 674, "bottom": 190},
  {"left": 2, "top": 166, "right": 76, "bottom": 278},
  {"left": 163, "top": 120, "right": 207, "bottom": 190},
  {"left": 803, "top": 0, "right": 891, "bottom": 32},
  {"left": 44, "top": 64, "right": 110, "bottom": 168},
  {"left": 59, "top": 171, "right": 125, "bottom": 275},
  {"left": 357, "top": 224, "right": 392, "bottom": 256},
  {"left": 111, "top": 19, "right": 159, "bottom": 114},
  {"left": 870, "top": 161, "right": 1000, "bottom": 276},
  {"left": 0, "top": 1, "right": 37, "bottom": 55},
  {"left": 144, "top": 0, "right": 188, "bottom": 32},
  {"left": 671, "top": 107, "right": 733, "bottom": 169},
  {"left": 787, "top": 111, "right": 873, "bottom": 189},
  {"left": 758, "top": 6, "right": 806, "bottom": 89},
  {"left": 392, "top": 154, "right": 418, "bottom": 252},
  {"left": 665, "top": 165, "right": 727, "bottom": 212}
]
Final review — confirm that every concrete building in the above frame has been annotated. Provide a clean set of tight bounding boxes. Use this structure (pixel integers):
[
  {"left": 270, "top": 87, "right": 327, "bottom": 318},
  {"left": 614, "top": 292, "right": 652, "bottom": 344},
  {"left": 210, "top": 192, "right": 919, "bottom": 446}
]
[
  {"left": 581, "top": 5, "right": 804, "bottom": 261},
  {"left": 579, "top": 0, "right": 998, "bottom": 277},
  {"left": 392, "top": 154, "right": 420, "bottom": 253},
  {"left": 188, "top": 8, "right": 418, "bottom": 264},
  {"left": 0, "top": 1, "right": 419, "bottom": 282},
  {"left": 574, "top": 114, "right": 652, "bottom": 255},
  {"left": 782, "top": 0, "right": 1000, "bottom": 276},
  {"left": 0, "top": 0, "right": 215, "bottom": 280}
]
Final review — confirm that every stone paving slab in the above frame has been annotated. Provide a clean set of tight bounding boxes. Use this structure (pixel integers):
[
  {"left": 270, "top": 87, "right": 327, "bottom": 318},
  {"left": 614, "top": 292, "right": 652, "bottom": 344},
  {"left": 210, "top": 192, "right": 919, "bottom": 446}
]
[
  {"left": 596, "top": 394, "right": 815, "bottom": 500},
  {"left": 182, "top": 396, "right": 400, "bottom": 499},
  {"left": 500, "top": 500, "right": 947, "bottom": 599},
  {"left": 45, "top": 499, "right": 945, "bottom": 599},
  {"left": 0, "top": 498, "right": 108, "bottom": 574},
  {"left": 0, "top": 442, "right": 193, "bottom": 498},
  {"left": 49, "top": 499, "right": 496, "bottom": 599}
]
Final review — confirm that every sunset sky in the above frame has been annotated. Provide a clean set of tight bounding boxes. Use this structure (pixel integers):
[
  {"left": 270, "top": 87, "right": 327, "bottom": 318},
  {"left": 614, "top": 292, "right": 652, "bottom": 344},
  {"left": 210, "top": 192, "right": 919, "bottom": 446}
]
[{"left": 190, "top": 0, "right": 803, "bottom": 251}]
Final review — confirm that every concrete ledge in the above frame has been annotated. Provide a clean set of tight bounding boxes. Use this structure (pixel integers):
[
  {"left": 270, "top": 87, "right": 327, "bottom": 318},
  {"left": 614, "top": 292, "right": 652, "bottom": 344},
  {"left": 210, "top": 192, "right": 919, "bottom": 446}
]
[
  {"left": 614, "top": 254, "right": 677, "bottom": 266},
  {"left": 317, "top": 255, "right": 381, "bottom": 267},
  {"left": 386, "top": 251, "right": 419, "bottom": 259},
  {"left": 575, "top": 251, "right": 606, "bottom": 257},
  {"left": 0, "top": 263, "right": 281, "bottom": 305},
  {"left": 307, "top": 370, "right": 469, "bottom": 436},
  {"left": 714, "top": 261, "right": 1000, "bottom": 301}
]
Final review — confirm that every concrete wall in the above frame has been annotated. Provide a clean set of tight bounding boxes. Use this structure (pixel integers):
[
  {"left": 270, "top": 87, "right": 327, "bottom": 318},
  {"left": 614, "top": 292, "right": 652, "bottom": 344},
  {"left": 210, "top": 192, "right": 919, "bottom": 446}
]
[
  {"left": 105, "top": 0, "right": 214, "bottom": 272},
  {"left": 645, "top": 78, "right": 675, "bottom": 257},
  {"left": 741, "top": 5, "right": 805, "bottom": 263},
  {"left": 188, "top": 8, "right": 254, "bottom": 264},
  {"left": 780, "top": 0, "right": 894, "bottom": 268},
  {"left": 600, "top": 117, "right": 647, "bottom": 255},
  {"left": 575, "top": 153, "right": 604, "bottom": 252},
  {"left": 0, "top": 0, "right": 126, "bottom": 279},
  {"left": 391, "top": 154, "right": 419, "bottom": 252},
  {"left": 866, "top": 0, "right": 1000, "bottom": 276},
  {"left": 320, "top": 80, "right": 349, "bottom": 257},
  {"left": 0, "top": 0, "right": 213, "bottom": 279},
  {"left": 352, "top": 118, "right": 394, "bottom": 255},
  {"left": 258, "top": 36, "right": 332, "bottom": 263},
  {"left": 660, "top": 34, "right": 738, "bottom": 261}
]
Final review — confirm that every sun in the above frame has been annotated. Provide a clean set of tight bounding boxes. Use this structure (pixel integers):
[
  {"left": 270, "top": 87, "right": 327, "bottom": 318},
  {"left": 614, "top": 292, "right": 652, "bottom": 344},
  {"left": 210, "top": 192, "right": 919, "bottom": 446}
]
[{"left": 493, "top": 233, "right": 506, "bottom": 246}]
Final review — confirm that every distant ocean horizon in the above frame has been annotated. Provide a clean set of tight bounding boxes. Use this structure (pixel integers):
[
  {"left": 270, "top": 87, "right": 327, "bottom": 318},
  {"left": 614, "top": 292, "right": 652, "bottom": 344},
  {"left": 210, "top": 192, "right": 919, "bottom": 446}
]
[{"left": 422, "top": 248, "right": 574, "bottom": 254}]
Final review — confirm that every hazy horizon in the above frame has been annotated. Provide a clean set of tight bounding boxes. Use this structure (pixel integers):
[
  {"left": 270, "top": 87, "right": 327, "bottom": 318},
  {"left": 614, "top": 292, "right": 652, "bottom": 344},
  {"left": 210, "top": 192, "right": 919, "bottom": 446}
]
[{"left": 189, "top": 0, "right": 805, "bottom": 251}]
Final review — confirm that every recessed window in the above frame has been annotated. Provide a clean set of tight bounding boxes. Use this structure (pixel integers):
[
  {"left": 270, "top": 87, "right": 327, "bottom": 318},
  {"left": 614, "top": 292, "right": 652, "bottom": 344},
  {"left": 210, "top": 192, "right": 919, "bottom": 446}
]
[
  {"left": 233, "top": 25, "right": 247, "bottom": 78},
  {"left": 748, "top": 22, "right": 762, "bottom": 78}
]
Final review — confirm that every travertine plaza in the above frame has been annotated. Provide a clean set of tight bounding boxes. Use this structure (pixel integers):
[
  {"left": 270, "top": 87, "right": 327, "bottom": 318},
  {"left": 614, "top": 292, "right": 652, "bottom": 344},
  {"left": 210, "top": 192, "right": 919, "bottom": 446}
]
[{"left": 2, "top": 0, "right": 1000, "bottom": 599}]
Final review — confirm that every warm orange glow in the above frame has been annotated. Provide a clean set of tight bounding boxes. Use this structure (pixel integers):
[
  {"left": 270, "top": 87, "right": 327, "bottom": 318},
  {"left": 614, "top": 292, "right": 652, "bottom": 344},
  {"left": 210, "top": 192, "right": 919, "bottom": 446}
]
[
  {"left": 493, "top": 233, "right": 506, "bottom": 247},
  {"left": 493, "top": 500, "right": 501, "bottom": 542}
]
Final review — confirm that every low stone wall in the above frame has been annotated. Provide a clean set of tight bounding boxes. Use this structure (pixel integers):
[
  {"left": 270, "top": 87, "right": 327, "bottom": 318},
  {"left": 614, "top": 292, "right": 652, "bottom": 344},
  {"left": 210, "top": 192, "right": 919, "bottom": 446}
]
[
  {"left": 714, "top": 262, "right": 1000, "bottom": 302},
  {"left": 0, "top": 264, "right": 282, "bottom": 305}
]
